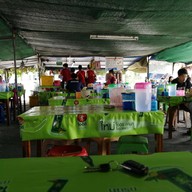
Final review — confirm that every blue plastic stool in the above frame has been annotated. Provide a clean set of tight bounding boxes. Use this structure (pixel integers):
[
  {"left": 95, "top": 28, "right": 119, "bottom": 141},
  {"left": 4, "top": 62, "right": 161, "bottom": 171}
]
[{"left": 117, "top": 135, "right": 148, "bottom": 154}]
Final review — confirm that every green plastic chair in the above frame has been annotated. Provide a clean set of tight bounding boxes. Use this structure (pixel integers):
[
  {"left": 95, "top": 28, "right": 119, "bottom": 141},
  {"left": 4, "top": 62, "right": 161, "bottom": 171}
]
[{"left": 116, "top": 135, "right": 148, "bottom": 154}]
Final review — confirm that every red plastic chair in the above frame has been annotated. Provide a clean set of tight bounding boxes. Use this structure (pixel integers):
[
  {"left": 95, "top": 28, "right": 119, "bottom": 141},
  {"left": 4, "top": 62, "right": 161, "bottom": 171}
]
[{"left": 47, "top": 145, "right": 88, "bottom": 157}]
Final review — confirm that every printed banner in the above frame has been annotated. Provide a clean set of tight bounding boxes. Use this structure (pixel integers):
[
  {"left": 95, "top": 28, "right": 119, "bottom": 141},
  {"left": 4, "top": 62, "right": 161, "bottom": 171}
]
[{"left": 19, "top": 106, "right": 164, "bottom": 141}]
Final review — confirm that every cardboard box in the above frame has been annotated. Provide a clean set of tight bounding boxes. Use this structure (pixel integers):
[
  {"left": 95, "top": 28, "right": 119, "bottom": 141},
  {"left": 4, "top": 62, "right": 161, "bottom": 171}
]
[{"left": 29, "top": 96, "right": 39, "bottom": 107}]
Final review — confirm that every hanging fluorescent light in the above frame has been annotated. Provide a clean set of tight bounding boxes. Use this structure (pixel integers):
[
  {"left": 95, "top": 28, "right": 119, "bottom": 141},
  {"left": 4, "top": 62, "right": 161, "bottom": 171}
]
[{"left": 90, "top": 35, "right": 139, "bottom": 41}]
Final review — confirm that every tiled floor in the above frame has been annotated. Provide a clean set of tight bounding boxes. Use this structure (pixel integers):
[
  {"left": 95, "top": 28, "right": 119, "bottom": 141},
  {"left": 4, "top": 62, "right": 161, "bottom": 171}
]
[{"left": 0, "top": 109, "right": 192, "bottom": 159}]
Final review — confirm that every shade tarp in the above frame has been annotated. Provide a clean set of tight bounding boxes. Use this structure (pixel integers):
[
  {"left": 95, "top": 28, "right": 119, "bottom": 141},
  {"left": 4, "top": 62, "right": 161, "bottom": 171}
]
[
  {"left": 0, "top": 18, "right": 35, "bottom": 61},
  {"left": 154, "top": 41, "right": 192, "bottom": 63},
  {"left": 128, "top": 57, "right": 148, "bottom": 73},
  {"left": 1, "top": 0, "right": 192, "bottom": 59}
]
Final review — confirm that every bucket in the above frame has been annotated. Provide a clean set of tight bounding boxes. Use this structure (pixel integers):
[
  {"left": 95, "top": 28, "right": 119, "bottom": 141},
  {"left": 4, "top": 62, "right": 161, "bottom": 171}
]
[
  {"left": 121, "top": 92, "right": 135, "bottom": 110},
  {"left": 134, "top": 82, "right": 151, "bottom": 112},
  {"left": 109, "top": 87, "right": 125, "bottom": 106},
  {"left": 166, "top": 84, "right": 177, "bottom": 96},
  {"left": 101, "top": 89, "right": 109, "bottom": 98},
  {"left": 53, "top": 80, "right": 61, "bottom": 86}
]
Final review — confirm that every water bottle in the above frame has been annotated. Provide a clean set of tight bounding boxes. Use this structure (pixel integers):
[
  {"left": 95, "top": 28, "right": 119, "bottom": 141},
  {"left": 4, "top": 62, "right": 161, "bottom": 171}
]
[
  {"left": 151, "top": 85, "right": 158, "bottom": 111},
  {"left": 5, "top": 83, "right": 9, "bottom": 92},
  {"left": 151, "top": 95, "right": 158, "bottom": 111}
]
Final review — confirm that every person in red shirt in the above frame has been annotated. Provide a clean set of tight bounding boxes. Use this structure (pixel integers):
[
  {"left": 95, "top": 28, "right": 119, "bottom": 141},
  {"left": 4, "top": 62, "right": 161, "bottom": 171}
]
[
  {"left": 76, "top": 65, "right": 86, "bottom": 86},
  {"left": 86, "top": 64, "right": 96, "bottom": 85},
  {"left": 106, "top": 69, "right": 116, "bottom": 85},
  {"left": 60, "top": 63, "right": 71, "bottom": 88}
]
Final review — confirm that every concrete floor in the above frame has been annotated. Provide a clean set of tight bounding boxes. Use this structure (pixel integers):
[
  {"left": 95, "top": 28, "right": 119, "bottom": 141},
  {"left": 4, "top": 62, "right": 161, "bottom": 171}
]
[{"left": 0, "top": 108, "right": 192, "bottom": 159}]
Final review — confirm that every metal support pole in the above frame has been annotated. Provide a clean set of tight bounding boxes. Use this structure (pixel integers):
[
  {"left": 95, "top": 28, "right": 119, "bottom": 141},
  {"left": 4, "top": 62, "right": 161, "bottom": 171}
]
[
  {"left": 146, "top": 56, "right": 150, "bottom": 80},
  {"left": 4, "top": 69, "right": 7, "bottom": 82},
  {"left": 172, "top": 63, "right": 175, "bottom": 75},
  {"left": 38, "top": 55, "right": 41, "bottom": 86},
  {"left": 12, "top": 30, "right": 18, "bottom": 90},
  {"left": 6, "top": 69, "right": 9, "bottom": 81}
]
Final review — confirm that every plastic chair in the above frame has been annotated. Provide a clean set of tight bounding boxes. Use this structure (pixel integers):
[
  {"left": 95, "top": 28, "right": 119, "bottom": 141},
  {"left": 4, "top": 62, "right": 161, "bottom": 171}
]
[
  {"left": 84, "top": 137, "right": 119, "bottom": 155},
  {"left": 116, "top": 135, "right": 148, "bottom": 154},
  {"left": 47, "top": 145, "right": 88, "bottom": 157},
  {"left": 165, "top": 106, "right": 189, "bottom": 129}
]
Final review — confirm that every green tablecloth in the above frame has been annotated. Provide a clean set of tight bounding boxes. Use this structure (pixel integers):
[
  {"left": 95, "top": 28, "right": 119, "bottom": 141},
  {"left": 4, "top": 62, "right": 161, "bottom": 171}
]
[
  {"left": 0, "top": 152, "right": 192, "bottom": 192},
  {"left": 48, "top": 98, "right": 110, "bottom": 106},
  {"left": 17, "top": 90, "right": 25, "bottom": 97},
  {"left": 158, "top": 96, "right": 192, "bottom": 107},
  {"left": 48, "top": 96, "right": 66, "bottom": 106},
  {"left": 19, "top": 105, "right": 164, "bottom": 141},
  {"left": 40, "top": 85, "right": 60, "bottom": 89},
  {"left": 0, "top": 90, "right": 25, "bottom": 100},
  {"left": 0, "top": 91, "right": 13, "bottom": 99},
  {"left": 66, "top": 98, "right": 110, "bottom": 106},
  {"left": 38, "top": 92, "right": 75, "bottom": 105}
]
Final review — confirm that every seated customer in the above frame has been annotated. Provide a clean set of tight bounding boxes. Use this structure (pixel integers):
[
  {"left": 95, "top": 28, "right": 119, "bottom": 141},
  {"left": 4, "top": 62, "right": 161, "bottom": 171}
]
[
  {"left": 169, "top": 68, "right": 192, "bottom": 134},
  {"left": 66, "top": 73, "right": 84, "bottom": 93}
]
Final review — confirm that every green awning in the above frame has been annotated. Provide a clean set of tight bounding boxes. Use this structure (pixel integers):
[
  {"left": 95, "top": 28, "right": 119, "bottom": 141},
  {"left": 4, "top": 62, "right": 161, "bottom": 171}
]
[
  {"left": 154, "top": 41, "right": 192, "bottom": 63},
  {"left": 0, "top": 18, "right": 35, "bottom": 61}
]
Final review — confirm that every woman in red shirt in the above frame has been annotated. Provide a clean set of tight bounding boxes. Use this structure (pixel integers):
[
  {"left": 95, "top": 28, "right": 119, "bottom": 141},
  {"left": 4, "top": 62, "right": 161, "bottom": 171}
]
[{"left": 106, "top": 69, "right": 116, "bottom": 85}]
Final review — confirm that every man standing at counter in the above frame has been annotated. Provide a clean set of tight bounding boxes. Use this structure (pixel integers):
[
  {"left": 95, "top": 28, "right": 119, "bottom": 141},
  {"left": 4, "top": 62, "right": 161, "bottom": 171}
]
[
  {"left": 169, "top": 68, "right": 192, "bottom": 135},
  {"left": 60, "top": 63, "right": 71, "bottom": 89}
]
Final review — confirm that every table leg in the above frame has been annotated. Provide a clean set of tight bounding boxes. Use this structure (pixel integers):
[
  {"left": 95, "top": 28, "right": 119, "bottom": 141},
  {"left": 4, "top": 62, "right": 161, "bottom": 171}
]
[
  {"left": 22, "top": 141, "right": 31, "bottom": 157},
  {"left": 19, "top": 96, "right": 22, "bottom": 113},
  {"left": 168, "top": 107, "right": 173, "bottom": 139},
  {"left": 23, "top": 91, "right": 26, "bottom": 112},
  {"left": 168, "top": 106, "right": 179, "bottom": 139},
  {"left": 155, "top": 134, "right": 163, "bottom": 152},
  {"left": 13, "top": 97, "right": 16, "bottom": 121},
  {"left": 36, "top": 140, "right": 42, "bottom": 157},
  {"left": 105, "top": 139, "right": 111, "bottom": 155},
  {"left": 5, "top": 99, "right": 10, "bottom": 126}
]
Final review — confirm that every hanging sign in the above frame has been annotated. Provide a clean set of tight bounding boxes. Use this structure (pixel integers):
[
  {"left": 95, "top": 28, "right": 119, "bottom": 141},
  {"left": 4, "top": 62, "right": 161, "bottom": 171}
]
[
  {"left": 105, "top": 57, "right": 123, "bottom": 71},
  {"left": 90, "top": 59, "right": 101, "bottom": 70},
  {"left": 56, "top": 58, "right": 62, "bottom": 65}
]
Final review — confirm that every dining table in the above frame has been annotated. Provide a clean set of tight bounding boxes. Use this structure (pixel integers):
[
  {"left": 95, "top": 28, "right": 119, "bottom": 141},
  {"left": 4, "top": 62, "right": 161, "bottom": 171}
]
[
  {"left": 38, "top": 91, "right": 70, "bottom": 105},
  {"left": 18, "top": 105, "right": 164, "bottom": 157},
  {"left": 0, "top": 151, "right": 191, "bottom": 192},
  {"left": 0, "top": 91, "right": 13, "bottom": 125}
]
